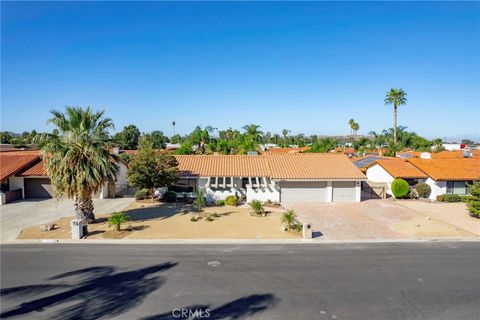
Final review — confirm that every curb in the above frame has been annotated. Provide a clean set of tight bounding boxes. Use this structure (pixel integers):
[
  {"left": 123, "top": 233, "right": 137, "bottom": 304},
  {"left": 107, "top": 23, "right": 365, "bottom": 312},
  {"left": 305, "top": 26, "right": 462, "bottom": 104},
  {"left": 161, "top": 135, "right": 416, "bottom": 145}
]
[{"left": 2, "top": 238, "right": 480, "bottom": 245}]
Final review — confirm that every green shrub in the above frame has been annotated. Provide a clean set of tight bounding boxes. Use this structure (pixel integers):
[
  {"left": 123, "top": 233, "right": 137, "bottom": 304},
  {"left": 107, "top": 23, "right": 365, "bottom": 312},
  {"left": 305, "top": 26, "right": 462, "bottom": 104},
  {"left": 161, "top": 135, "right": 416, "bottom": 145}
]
[
  {"left": 461, "top": 195, "right": 475, "bottom": 203},
  {"left": 281, "top": 210, "right": 296, "bottom": 229},
  {"left": 135, "top": 188, "right": 150, "bottom": 200},
  {"left": 193, "top": 188, "right": 206, "bottom": 212},
  {"left": 215, "top": 200, "right": 225, "bottom": 206},
  {"left": 205, "top": 216, "right": 214, "bottom": 222},
  {"left": 190, "top": 217, "right": 198, "bottom": 222},
  {"left": 466, "top": 181, "right": 480, "bottom": 218},
  {"left": 108, "top": 212, "right": 130, "bottom": 231},
  {"left": 162, "top": 191, "right": 177, "bottom": 203},
  {"left": 249, "top": 200, "right": 265, "bottom": 215},
  {"left": 391, "top": 179, "right": 410, "bottom": 198},
  {"left": 437, "top": 194, "right": 462, "bottom": 202},
  {"left": 415, "top": 182, "right": 431, "bottom": 198},
  {"left": 225, "top": 195, "right": 238, "bottom": 206},
  {"left": 294, "top": 223, "right": 303, "bottom": 232}
]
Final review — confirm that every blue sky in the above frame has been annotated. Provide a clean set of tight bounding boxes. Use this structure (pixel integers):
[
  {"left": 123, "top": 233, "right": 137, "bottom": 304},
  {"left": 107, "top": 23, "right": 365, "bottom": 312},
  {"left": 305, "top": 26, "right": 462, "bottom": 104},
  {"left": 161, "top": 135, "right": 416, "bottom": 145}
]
[{"left": 1, "top": 2, "right": 479, "bottom": 140}]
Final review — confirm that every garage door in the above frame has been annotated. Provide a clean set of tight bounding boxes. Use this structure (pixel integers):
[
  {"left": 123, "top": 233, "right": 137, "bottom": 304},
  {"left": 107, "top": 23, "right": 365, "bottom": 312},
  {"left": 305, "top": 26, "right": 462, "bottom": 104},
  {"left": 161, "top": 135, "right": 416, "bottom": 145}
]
[
  {"left": 332, "top": 181, "right": 356, "bottom": 202},
  {"left": 280, "top": 181, "right": 327, "bottom": 203},
  {"left": 24, "top": 178, "right": 54, "bottom": 198}
]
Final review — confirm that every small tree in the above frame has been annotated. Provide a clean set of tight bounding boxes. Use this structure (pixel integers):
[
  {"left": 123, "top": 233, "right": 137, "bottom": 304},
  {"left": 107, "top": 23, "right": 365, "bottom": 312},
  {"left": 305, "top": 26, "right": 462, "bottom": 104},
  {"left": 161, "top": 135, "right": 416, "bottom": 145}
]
[
  {"left": 127, "top": 139, "right": 178, "bottom": 200},
  {"left": 108, "top": 212, "right": 130, "bottom": 231},
  {"left": 281, "top": 210, "right": 296, "bottom": 229},
  {"left": 467, "top": 181, "right": 480, "bottom": 218},
  {"left": 391, "top": 178, "right": 410, "bottom": 199},
  {"left": 193, "top": 188, "right": 206, "bottom": 213},
  {"left": 250, "top": 200, "right": 265, "bottom": 216}
]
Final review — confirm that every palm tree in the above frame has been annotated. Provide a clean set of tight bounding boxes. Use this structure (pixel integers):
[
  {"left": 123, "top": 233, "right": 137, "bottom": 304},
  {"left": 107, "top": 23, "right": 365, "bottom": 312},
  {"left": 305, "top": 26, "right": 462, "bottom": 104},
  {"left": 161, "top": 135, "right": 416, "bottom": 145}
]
[
  {"left": 384, "top": 88, "right": 407, "bottom": 144},
  {"left": 281, "top": 210, "right": 296, "bottom": 229},
  {"left": 282, "top": 129, "right": 290, "bottom": 147},
  {"left": 172, "top": 121, "right": 176, "bottom": 136},
  {"left": 352, "top": 122, "right": 359, "bottom": 138},
  {"left": 348, "top": 119, "right": 355, "bottom": 137},
  {"left": 242, "top": 124, "right": 263, "bottom": 144},
  {"left": 39, "top": 106, "right": 119, "bottom": 222}
]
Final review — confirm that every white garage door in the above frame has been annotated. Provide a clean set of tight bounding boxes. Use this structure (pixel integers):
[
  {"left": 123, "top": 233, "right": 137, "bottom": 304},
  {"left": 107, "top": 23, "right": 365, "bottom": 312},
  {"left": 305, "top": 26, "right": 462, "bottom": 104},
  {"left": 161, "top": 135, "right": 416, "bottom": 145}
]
[
  {"left": 332, "top": 181, "right": 356, "bottom": 202},
  {"left": 280, "top": 181, "right": 327, "bottom": 203}
]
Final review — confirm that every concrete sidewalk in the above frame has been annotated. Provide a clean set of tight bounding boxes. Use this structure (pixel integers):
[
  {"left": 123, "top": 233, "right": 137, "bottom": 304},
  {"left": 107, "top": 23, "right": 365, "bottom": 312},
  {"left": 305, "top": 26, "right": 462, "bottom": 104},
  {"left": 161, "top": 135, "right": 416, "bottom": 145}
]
[{"left": 0, "top": 198, "right": 133, "bottom": 242}]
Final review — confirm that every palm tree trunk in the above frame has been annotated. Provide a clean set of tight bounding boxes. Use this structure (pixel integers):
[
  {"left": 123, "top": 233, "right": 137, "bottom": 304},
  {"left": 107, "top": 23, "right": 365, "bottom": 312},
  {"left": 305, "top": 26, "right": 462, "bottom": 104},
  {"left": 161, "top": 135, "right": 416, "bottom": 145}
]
[
  {"left": 393, "top": 104, "right": 398, "bottom": 144},
  {"left": 83, "top": 197, "right": 96, "bottom": 222}
]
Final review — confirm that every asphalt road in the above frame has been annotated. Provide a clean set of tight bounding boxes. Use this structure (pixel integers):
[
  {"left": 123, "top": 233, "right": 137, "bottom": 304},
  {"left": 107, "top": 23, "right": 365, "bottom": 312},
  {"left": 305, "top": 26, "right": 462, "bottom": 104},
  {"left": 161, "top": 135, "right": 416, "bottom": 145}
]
[{"left": 1, "top": 242, "right": 479, "bottom": 320}]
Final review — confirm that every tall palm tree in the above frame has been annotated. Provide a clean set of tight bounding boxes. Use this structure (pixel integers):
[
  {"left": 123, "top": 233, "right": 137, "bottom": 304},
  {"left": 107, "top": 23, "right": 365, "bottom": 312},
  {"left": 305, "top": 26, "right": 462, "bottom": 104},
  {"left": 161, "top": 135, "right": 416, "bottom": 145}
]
[
  {"left": 242, "top": 124, "right": 263, "bottom": 143},
  {"left": 39, "top": 106, "right": 119, "bottom": 222},
  {"left": 282, "top": 129, "right": 290, "bottom": 147},
  {"left": 348, "top": 119, "right": 355, "bottom": 137},
  {"left": 384, "top": 88, "right": 407, "bottom": 144},
  {"left": 172, "top": 121, "right": 176, "bottom": 136}
]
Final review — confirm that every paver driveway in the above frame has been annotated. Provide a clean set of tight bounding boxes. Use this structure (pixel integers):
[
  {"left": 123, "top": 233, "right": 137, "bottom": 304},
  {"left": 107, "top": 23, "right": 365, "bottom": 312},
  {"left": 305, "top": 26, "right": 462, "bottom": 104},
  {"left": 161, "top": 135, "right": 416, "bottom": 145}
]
[
  {"left": 0, "top": 198, "right": 133, "bottom": 242},
  {"left": 285, "top": 200, "right": 420, "bottom": 240}
]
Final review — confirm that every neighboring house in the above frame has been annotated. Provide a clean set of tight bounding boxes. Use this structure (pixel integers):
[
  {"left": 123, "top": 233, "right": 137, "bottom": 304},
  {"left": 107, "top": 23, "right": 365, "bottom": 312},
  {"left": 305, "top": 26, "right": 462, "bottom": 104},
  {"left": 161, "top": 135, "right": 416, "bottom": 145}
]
[
  {"left": 431, "top": 150, "right": 478, "bottom": 159},
  {"left": 353, "top": 155, "right": 393, "bottom": 173},
  {"left": 0, "top": 150, "right": 128, "bottom": 204},
  {"left": 266, "top": 147, "right": 310, "bottom": 154},
  {"left": 407, "top": 158, "right": 480, "bottom": 200},
  {"left": 365, "top": 158, "right": 428, "bottom": 196},
  {"left": 173, "top": 153, "right": 366, "bottom": 203}
]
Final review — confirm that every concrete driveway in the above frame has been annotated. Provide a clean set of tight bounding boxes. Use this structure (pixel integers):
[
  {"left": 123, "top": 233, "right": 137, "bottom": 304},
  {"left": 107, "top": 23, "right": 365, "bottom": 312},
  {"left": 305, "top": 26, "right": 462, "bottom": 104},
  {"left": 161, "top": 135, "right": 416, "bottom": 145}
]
[
  {"left": 0, "top": 198, "right": 133, "bottom": 242},
  {"left": 286, "top": 199, "right": 476, "bottom": 240}
]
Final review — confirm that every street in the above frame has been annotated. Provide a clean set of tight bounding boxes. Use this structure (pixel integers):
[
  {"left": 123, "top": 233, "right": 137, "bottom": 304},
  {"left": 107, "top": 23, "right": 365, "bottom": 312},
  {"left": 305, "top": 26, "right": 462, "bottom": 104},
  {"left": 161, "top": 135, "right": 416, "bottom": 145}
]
[{"left": 1, "top": 242, "right": 479, "bottom": 320}]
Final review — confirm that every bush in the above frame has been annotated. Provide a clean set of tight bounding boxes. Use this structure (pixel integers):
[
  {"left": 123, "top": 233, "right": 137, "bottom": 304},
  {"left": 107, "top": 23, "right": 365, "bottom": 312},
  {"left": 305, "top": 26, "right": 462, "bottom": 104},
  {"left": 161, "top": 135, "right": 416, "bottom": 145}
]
[
  {"left": 415, "top": 182, "right": 431, "bottom": 198},
  {"left": 281, "top": 210, "right": 296, "bottom": 229},
  {"left": 162, "top": 191, "right": 177, "bottom": 203},
  {"left": 250, "top": 200, "right": 265, "bottom": 215},
  {"left": 408, "top": 188, "right": 419, "bottom": 199},
  {"left": 108, "top": 212, "right": 130, "bottom": 231},
  {"left": 190, "top": 217, "right": 198, "bottom": 222},
  {"left": 391, "top": 179, "right": 410, "bottom": 199},
  {"left": 193, "top": 188, "right": 206, "bottom": 212},
  {"left": 225, "top": 195, "right": 238, "bottom": 206},
  {"left": 437, "top": 194, "right": 462, "bottom": 202},
  {"left": 205, "top": 216, "right": 214, "bottom": 222},
  {"left": 135, "top": 188, "right": 150, "bottom": 200},
  {"left": 294, "top": 223, "right": 303, "bottom": 232},
  {"left": 215, "top": 200, "right": 225, "bottom": 206},
  {"left": 461, "top": 195, "right": 475, "bottom": 203},
  {"left": 466, "top": 181, "right": 480, "bottom": 218}
]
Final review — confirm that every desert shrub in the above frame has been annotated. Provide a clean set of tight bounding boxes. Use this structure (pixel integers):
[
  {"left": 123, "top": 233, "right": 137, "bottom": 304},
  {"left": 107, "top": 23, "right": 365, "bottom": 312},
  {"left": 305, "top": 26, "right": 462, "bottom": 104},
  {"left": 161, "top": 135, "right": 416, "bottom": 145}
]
[
  {"left": 294, "top": 223, "right": 303, "bottom": 232},
  {"left": 205, "top": 216, "right": 214, "bottom": 222},
  {"left": 135, "top": 188, "right": 150, "bottom": 200},
  {"left": 250, "top": 200, "right": 265, "bottom": 215},
  {"left": 415, "top": 182, "right": 431, "bottom": 198},
  {"left": 408, "top": 188, "right": 419, "bottom": 199},
  {"left": 225, "top": 195, "right": 238, "bottom": 206},
  {"left": 190, "top": 217, "right": 198, "bottom": 222},
  {"left": 108, "top": 212, "right": 130, "bottom": 231},
  {"left": 215, "top": 200, "right": 225, "bottom": 206},
  {"left": 437, "top": 194, "right": 461, "bottom": 202},
  {"left": 281, "top": 210, "right": 296, "bottom": 229},
  {"left": 162, "top": 191, "right": 177, "bottom": 203},
  {"left": 466, "top": 181, "right": 480, "bottom": 218},
  {"left": 391, "top": 179, "right": 410, "bottom": 199},
  {"left": 193, "top": 188, "right": 206, "bottom": 212}
]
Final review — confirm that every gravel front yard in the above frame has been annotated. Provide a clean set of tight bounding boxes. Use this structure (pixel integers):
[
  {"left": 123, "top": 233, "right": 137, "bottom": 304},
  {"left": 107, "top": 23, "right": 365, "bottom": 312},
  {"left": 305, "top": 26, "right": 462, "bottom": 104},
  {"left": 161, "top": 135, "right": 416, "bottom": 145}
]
[{"left": 18, "top": 201, "right": 301, "bottom": 240}]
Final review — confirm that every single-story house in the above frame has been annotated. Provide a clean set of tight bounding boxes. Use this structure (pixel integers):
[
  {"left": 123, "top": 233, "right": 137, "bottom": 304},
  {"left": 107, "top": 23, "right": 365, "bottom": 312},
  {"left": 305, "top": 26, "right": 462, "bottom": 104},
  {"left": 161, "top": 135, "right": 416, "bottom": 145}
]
[
  {"left": 0, "top": 150, "right": 128, "bottom": 204},
  {"left": 365, "top": 158, "right": 428, "bottom": 196},
  {"left": 407, "top": 158, "right": 480, "bottom": 200},
  {"left": 174, "top": 153, "right": 366, "bottom": 203},
  {"left": 365, "top": 157, "right": 480, "bottom": 200}
]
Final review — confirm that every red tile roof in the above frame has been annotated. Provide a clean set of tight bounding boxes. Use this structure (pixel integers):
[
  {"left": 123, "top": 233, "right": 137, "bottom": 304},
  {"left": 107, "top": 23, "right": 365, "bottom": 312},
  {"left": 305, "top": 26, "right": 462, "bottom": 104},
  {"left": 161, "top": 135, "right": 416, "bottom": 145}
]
[
  {"left": 407, "top": 158, "right": 480, "bottom": 181},
  {"left": 432, "top": 150, "right": 480, "bottom": 159},
  {"left": 17, "top": 160, "right": 47, "bottom": 177},
  {"left": 0, "top": 151, "right": 41, "bottom": 182},
  {"left": 267, "top": 147, "right": 310, "bottom": 154},
  {"left": 174, "top": 155, "right": 270, "bottom": 177},
  {"left": 370, "top": 158, "right": 428, "bottom": 179}
]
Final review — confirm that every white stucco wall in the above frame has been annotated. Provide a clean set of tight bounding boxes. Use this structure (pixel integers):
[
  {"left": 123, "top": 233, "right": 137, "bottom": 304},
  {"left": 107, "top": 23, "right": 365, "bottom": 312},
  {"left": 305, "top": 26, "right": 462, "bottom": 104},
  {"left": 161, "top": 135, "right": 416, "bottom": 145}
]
[
  {"left": 205, "top": 188, "right": 238, "bottom": 202},
  {"left": 425, "top": 177, "right": 446, "bottom": 200},
  {"left": 246, "top": 186, "right": 280, "bottom": 203},
  {"left": 116, "top": 162, "right": 128, "bottom": 185},
  {"left": 8, "top": 176, "right": 25, "bottom": 198},
  {"left": 366, "top": 164, "right": 394, "bottom": 195}
]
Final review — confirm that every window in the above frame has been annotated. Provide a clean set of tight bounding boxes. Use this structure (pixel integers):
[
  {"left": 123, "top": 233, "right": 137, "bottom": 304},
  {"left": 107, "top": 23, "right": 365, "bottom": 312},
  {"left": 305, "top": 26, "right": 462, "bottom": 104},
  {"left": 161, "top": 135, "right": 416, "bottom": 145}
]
[{"left": 447, "top": 181, "right": 467, "bottom": 195}]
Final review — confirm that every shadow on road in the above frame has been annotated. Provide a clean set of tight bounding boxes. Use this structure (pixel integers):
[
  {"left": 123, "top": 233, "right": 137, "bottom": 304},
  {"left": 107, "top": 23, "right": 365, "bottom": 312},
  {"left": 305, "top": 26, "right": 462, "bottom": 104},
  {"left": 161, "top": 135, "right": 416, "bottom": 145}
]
[
  {"left": 0, "top": 262, "right": 177, "bottom": 320},
  {"left": 140, "top": 293, "right": 278, "bottom": 320}
]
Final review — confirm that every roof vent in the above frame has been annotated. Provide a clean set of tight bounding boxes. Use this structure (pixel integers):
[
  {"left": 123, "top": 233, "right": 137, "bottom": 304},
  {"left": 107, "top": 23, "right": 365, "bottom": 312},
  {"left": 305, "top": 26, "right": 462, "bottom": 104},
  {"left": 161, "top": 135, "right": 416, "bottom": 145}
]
[{"left": 247, "top": 151, "right": 259, "bottom": 156}]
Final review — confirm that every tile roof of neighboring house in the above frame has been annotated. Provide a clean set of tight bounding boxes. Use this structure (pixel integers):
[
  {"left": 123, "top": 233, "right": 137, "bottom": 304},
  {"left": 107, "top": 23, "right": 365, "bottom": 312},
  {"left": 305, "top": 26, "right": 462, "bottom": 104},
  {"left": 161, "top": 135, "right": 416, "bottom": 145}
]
[
  {"left": 369, "top": 158, "right": 428, "bottom": 179},
  {"left": 0, "top": 151, "right": 42, "bottom": 182},
  {"left": 17, "top": 160, "right": 47, "bottom": 176},
  {"left": 334, "top": 147, "right": 356, "bottom": 155},
  {"left": 267, "top": 147, "right": 310, "bottom": 154},
  {"left": 175, "top": 154, "right": 366, "bottom": 180},
  {"left": 174, "top": 155, "right": 270, "bottom": 177},
  {"left": 431, "top": 150, "right": 480, "bottom": 159},
  {"left": 407, "top": 158, "right": 480, "bottom": 181},
  {"left": 264, "top": 153, "right": 366, "bottom": 180},
  {"left": 354, "top": 155, "right": 393, "bottom": 169},
  {"left": 396, "top": 151, "right": 423, "bottom": 159}
]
